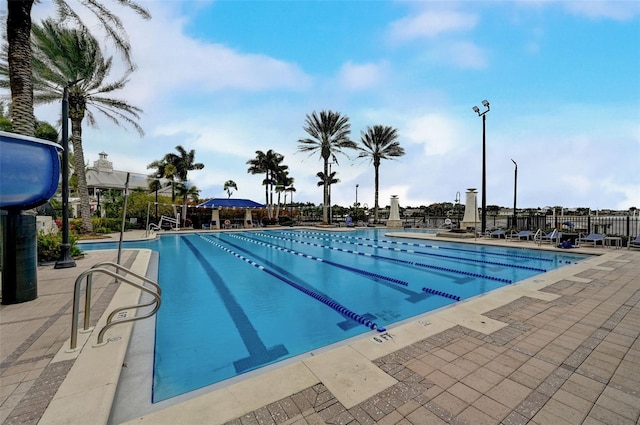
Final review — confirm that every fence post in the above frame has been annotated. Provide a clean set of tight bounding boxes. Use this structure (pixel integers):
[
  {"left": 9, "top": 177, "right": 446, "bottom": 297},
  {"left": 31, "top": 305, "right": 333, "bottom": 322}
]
[
  {"left": 627, "top": 215, "right": 631, "bottom": 238},
  {"left": 587, "top": 215, "right": 591, "bottom": 233}
]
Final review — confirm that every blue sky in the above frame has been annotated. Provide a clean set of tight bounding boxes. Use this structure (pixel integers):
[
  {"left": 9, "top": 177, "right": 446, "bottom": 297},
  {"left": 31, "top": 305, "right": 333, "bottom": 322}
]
[{"left": 15, "top": 1, "right": 640, "bottom": 210}]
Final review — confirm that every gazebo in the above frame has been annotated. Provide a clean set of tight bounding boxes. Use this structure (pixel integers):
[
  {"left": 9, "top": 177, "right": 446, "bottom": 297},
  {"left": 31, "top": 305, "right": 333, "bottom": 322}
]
[{"left": 196, "top": 198, "right": 265, "bottom": 229}]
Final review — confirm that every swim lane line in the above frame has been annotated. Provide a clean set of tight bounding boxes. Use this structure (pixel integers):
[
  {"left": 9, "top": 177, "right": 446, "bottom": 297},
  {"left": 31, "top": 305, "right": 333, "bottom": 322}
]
[{"left": 197, "top": 233, "right": 386, "bottom": 332}]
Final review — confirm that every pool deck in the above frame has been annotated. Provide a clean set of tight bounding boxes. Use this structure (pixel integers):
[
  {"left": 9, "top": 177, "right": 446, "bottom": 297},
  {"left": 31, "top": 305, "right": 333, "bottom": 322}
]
[{"left": 1, "top": 228, "right": 639, "bottom": 424}]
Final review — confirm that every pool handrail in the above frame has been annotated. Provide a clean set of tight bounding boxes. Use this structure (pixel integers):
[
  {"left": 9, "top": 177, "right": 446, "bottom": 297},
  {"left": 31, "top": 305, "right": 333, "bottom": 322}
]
[{"left": 69, "top": 262, "right": 161, "bottom": 351}]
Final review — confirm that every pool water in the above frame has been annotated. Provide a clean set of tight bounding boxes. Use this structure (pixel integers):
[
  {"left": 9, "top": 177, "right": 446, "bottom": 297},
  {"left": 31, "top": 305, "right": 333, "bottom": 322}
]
[{"left": 80, "top": 229, "right": 589, "bottom": 402}]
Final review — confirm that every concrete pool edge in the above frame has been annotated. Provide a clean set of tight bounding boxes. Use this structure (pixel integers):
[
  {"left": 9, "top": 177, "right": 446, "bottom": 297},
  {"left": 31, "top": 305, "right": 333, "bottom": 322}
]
[{"left": 36, "top": 249, "right": 154, "bottom": 425}]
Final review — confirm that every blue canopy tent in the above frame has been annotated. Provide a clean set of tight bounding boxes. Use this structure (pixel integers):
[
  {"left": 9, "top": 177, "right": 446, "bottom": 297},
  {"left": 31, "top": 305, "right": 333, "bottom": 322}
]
[
  {"left": 197, "top": 198, "right": 264, "bottom": 209},
  {"left": 196, "top": 198, "right": 265, "bottom": 229}
]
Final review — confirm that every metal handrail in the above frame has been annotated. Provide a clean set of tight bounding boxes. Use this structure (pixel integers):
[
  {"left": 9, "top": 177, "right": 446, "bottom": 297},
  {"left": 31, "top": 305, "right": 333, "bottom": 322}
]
[{"left": 69, "top": 263, "right": 161, "bottom": 350}]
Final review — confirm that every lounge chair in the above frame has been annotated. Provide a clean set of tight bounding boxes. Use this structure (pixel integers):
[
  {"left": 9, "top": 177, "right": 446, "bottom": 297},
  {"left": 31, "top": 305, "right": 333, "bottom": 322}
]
[
  {"left": 628, "top": 235, "right": 640, "bottom": 249},
  {"left": 540, "top": 229, "right": 562, "bottom": 244},
  {"left": 576, "top": 233, "right": 605, "bottom": 247},
  {"left": 486, "top": 229, "right": 506, "bottom": 239},
  {"left": 506, "top": 230, "right": 534, "bottom": 241}
]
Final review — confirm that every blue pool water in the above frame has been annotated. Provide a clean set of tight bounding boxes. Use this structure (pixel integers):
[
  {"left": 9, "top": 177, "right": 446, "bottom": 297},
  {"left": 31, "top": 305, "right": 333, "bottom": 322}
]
[{"left": 80, "top": 229, "right": 590, "bottom": 402}]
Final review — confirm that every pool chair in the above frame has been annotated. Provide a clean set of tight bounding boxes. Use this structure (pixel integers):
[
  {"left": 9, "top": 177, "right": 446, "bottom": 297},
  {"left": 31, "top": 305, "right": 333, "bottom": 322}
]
[
  {"left": 539, "top": 229, "right": 562, "bottom": 244},
  {"left": 486, "top": 229, "right": 506, "bottom": 239},
  {"left": 628, "top": 235, "right": 640, "bottom": 249},
  {"left": 506, "top": 230, "right": 534, "bottom": 241},
  {"left": 576, "top": 233, "right": 605, "bottom": 247}
]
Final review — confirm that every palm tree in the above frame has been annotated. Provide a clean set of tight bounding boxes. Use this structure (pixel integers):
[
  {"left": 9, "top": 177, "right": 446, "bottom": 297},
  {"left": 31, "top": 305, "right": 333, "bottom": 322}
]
[
  {"left": 297, "top": 110, "right": 357, "bottom": 223},
  {"left": 316, "top": 171, "right": 339, "bottom": 223},
  {"left": 246, "top": 149, "right": 286, "bottom": 220},
  {"left": 357, "top": 125, "right": 405, "bottom": 223},
  {"left": 175, "top": 182, "right": 201, "bottom": 227},
  {"left": 274, "top": 170, "right": 294, "bottom": 220},
  {"left": 20, "top": 20, "right": 145, "bottom": 233},
  {"left": 163, "top": 145, "right": 204, "bottom": 227},
  {"left": 224, "top": 180, "right": 238, "bottom": 198},
  {"left": 3, "top": 0, "right": 150, "bottom": 136}
]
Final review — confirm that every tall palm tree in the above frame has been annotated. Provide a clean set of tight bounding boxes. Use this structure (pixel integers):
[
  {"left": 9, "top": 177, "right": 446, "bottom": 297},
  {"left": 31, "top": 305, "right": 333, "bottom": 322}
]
[
  {"left": 223, "top": 180, "right": 238, "bottom": 198},
  {"left": 4, "top": 0, "right": 150, "bottom": 136},
  {"left": 163, "top": 145, "right": 204, "bottom": 227},
  {"left": 246, "top": 149, "right": 286, "bottom": 219},
  {"left": 316, "top": 171, "right": 339, "bottom": 223},
  {"left": 297, "top": 110, "right": 357, "bottom": 223},
  {"left": 21, "top": 19, "right": 145, "bottom": 233},
  {"left": 175, "top": 182, "right": 201, "bottom": 227},
  {"left": 358, "top": 125, "right": 405, "bottom": 223},
  {"left": 274, "top": 170, "right": 294, "bottom": 220}
]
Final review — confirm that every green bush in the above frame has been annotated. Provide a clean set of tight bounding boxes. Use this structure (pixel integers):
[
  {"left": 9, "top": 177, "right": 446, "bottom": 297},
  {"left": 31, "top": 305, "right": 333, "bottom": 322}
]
[{"left": 37, "top": 231, "right": 82, "bottom": 263}]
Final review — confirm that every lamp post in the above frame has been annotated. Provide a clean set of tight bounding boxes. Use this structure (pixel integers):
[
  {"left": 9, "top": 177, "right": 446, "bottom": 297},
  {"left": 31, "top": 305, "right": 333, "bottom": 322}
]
[
  {"left": 355, "top": 184, "right": 359, "bottom": 222},
  {"left": 55, "top": 78, "right": 83, "bottom": 269},
  {"left": 96, "top": 189, "right": 101, "bottom": 218},
  {"left": 511, "top": 159, "right": 517, "bottom": 229},
  {"left": 472, "top": 99, "right": 490, "bottom": 234}
]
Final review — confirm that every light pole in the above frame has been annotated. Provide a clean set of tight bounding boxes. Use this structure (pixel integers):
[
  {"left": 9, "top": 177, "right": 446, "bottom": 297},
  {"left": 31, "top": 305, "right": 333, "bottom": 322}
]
[
  {"left": 355, "top": 184, "right": 359, "bottom": 222},
  {"left": 96, "top": 189, "right": 101, "bottom": 218},
  {"left": 472, "top": 99, "right": 490, "bottom": 234},
  {"left": 55, "top": 78, "right": 83, "bottom": 269},
  {"left": 511, "top": 159, "right": 517, "bottom": 229}
]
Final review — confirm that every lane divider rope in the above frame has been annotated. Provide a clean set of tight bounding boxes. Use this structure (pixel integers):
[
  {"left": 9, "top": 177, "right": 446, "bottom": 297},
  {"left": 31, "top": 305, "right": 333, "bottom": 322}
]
[
  {"left": 278, "top": 231, "right": 547, "bottom": 272},
  {"left": 253, "top": 231, "right": 512, "bottom": 284},
  {"left": 196, "top": 233, "right": 387, "bottom": 332}
]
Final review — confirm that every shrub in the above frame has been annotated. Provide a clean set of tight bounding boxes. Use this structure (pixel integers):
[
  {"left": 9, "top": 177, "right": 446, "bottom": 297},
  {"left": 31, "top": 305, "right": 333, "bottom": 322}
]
[{"left": 37, "top": 231, "right": 82, "bottom": 263}]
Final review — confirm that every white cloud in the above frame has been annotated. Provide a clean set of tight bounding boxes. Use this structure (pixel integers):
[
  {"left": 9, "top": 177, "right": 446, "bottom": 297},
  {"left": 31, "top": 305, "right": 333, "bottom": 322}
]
[
  {"left": 563, "top": 1, "right": 640, "bottom": 21},
  {"left": 337, "top": 61, "right": 388, "bottom": 91},
  {"left": 403, "top": 114, "right": 461, "bottom": 156},
  {"left": 430, "top": 41, "right": 488, "bottom": 69},
  {"left": 388, "top": 9, "right": 478, "bottom": 41}
]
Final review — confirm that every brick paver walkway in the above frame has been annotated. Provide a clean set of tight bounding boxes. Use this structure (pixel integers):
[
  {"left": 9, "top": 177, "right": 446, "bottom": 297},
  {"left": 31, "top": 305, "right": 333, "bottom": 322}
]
[
  {"left": 1, "top": 237, "right": 638, "bottom": 425},
  {"left": 223, "top": 252, "right": 640, "bottom": 425}
]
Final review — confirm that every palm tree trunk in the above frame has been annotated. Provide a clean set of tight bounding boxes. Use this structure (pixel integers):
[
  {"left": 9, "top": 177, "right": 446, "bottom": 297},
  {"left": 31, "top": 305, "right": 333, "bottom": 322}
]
[
  {"left": 7, "top": 0, "right": 36, "bottom": 136},
  {"left": 374, "top": 163, "right": 380, "bottom": 223},
  {"left": 322, "top": 160, "right": 329, "bottom": 223},
  {"left": 182, "top": 193, "right": 187, "bottom": 227},
  {"left": 70, "top": 118, "right": 93, "bottom": 233}
]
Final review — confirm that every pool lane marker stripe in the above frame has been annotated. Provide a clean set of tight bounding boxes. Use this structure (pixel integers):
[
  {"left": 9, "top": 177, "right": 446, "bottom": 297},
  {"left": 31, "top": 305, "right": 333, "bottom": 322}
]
[
  {"left": 278, "top": 231, "right": 547, "bottom": 273},
  {"left": 254, "top": 231, "right": 512, "bottom": 284},
  {"left": 226, "top": 233, "right": 409, "bottom": 287},
  {"left": 197, "top": 234, "right": 387, "bottom": 333},
  {"left": 222, "top": 233, "right": 429, "bottom": 303},
  {"left": 292, "top": 230, "right": 554, "bottom": 263},
  {"left": 422, "top": 287, "right": 461, "bottom": 301},
  {"left": 180, "top": 236, "right": 289, "bottom": 374}
]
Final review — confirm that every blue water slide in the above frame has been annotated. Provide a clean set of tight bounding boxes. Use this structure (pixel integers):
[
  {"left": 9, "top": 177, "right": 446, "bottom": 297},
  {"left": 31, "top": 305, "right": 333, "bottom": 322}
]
[{"left": 0, "top": 131, "right": 62, "bottom": 210}]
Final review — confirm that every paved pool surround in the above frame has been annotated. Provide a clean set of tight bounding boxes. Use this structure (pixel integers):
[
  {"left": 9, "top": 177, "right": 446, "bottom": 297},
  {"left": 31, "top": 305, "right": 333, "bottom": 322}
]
[{"left": 1, "top": 229, "right": 638, "bottom": 425}]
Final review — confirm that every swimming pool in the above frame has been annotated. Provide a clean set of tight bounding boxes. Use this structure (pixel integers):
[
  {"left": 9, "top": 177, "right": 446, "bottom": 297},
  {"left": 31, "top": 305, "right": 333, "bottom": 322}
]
[{"left": 81, "top": 229, "right": 589, "bottom": 402}]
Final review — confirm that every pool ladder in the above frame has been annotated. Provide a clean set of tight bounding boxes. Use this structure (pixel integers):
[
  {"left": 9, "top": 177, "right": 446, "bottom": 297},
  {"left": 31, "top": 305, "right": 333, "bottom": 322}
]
[{"left": 69, "top": 261, "right": 161, "bottom": 351}]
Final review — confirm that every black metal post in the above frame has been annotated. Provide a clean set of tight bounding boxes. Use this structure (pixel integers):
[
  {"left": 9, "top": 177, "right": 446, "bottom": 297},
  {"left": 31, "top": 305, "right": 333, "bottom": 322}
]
[
  {"left": 473, "top": 100, "right": 490, "bottom": 234},
  {"left": 512, "top": 159, "right": 517, "bottom": 229},
  {"left": 481, "top": 113, "right": 486, "bottom": 234},
  {"left": 96, "top": 190, "right": 101, "bottom": 218},
  {"left": 55, "top": 81, "right": 81, "bottom": 269},
  {"left": 355, "top": 184, "right": 359, "bottom": 222}
]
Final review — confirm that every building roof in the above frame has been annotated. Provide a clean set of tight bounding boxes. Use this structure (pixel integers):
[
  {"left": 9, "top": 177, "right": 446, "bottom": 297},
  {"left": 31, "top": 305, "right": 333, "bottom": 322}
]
[{"left": 197, "top": 198, "right": 265, "bottom": 209}]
